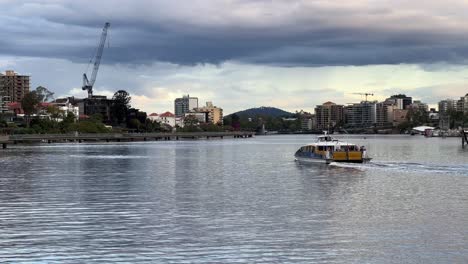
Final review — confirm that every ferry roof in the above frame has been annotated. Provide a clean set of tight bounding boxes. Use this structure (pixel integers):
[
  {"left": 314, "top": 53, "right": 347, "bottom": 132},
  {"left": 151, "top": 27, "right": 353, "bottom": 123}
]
[
  {"left": 304, "top": 141, "right": 359, "bottom": 147},
  {"left": 301, "top": 136, "right": 361, "bottom": 147}
]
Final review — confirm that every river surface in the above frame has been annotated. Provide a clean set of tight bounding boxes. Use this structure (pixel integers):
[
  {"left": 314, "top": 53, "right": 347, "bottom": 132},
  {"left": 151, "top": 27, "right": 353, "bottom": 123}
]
[{"left": 0, "top": 135, "right": 467, "bottom": 263}]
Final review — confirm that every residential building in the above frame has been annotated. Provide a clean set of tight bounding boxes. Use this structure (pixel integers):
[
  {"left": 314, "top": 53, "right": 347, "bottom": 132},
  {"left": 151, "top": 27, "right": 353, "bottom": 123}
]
[
  {"left": 159, "top": 111, "right": 176, "bottom": 127},
  {"left": 457, "top": 94, "right": 468, "bottom": 114},
  {"left": 0, "top": 94, "right": 9, "bottom": 113},
  {"left": 344, "top": 101, "right": 376, "bottom": 128},
  {"left": 428, "top": 108, "right": 439, "bottom": 127},
  {"left": 315, "top": 101, "right": 344, "bottom": 130},
  {"left": 386, "top": 95, "right": 412, "bottom": 109},
  {"left": 375, "top": 102, "right": 396, "bottom": 127},
  {"left": 408, "top": 100, "right": 428, "bottom": 112},
  {"left": 438, "top": 99, "right": 457, "bottom": 114},
  {"left": 456, "top": 97, "right": 464, "bottom": 113},
  {"left": 185, "top": 111, "right": 208, "bottom": 123},
  {"left": 0, "top": 70, "right": 30, "bottom": 112},
  {"left": 149, "top": 112, "right": 184, "bottom": 128},
  {"left": 392, "top": 109, "right": 409, "bottom": 127},
  {"left": 465, "top": 94, "right": 468, "bottom": 114},
  {"left": 174, "top": 95, "right": 198, "bottom": 117},
  {"left": 50, "top": 98, "right": 79, "bottom": 120},
  {"left": 148, "top": 113, "right": 159, "bottom": 122},
  {"left": 301, "top": 115, "right": 316, "bottom": 131},
  {"left": 191, "top": 101, "right": 223, "bottom": 124},
  {"left": 73, "top": 95, "right": 113, "bottom": 123}
]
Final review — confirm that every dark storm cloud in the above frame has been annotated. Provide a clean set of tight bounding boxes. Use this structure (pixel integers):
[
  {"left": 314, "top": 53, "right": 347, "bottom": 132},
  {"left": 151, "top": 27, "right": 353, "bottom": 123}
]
[{"left": 2, "top": 0, "right": 468, "bottom": 67}]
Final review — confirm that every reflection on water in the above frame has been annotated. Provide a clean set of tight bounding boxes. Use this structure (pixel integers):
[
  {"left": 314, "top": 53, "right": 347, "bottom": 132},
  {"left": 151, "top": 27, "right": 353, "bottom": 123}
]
[{"left": 0, "top": 135, "right": 467, "bottom": 263}]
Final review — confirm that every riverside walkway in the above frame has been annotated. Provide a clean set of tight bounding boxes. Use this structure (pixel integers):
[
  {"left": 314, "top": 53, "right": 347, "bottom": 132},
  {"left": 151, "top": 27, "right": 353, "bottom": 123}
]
[{"left": 0, "top": 131, "right": 254, "bottom": 149}]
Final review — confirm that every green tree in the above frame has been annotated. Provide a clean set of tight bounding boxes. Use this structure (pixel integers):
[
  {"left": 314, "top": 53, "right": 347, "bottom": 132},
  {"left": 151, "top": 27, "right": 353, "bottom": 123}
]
[
  {"left": 63, "top": 112, "right": 76, "bottom": 125},
  {"left": 182, "top": 115, "right": 201, "bottom": 132},
  {"left": 446, "top": 109, "right": 465, "bottom": 129},
  {"left": 46, "top": 105, "right": 63, "bottom": 121},
  {"left": 200, "top": 123, "right": 223, "bottom": 132},
  {"left": 184, "top": 115, "right": 199, "bottom": 127},
  {"left": 35, "top": 86, "right": 55, "bottom": 102},
  {"left": 231, "top": 114, "right": 240, "bottom": 130},
  {"left": 21, "top": 91, "right": 40, "bottom": 127},
  {"left": 144, "top": 119, "right": 161, "bottom": 132},
  {"left": 128, "top": 118, "right": 141, "bottom": 131},
  {"left": 111, "top": 90, "right": 131, "bottom": 124},
  {"left": 407, "top": 107, "right": 429, "bottom": 127}
]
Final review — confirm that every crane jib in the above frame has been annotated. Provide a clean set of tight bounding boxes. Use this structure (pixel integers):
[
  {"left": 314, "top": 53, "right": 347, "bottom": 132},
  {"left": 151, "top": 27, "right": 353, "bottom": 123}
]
[{"left": 82, "top": 22, "right": 110, "bottom": 99}]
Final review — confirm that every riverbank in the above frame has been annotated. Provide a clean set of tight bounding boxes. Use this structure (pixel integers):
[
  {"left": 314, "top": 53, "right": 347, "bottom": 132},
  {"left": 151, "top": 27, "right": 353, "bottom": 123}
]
[{"left": 0, "top": 131, "right": 254, "bottom": 149}]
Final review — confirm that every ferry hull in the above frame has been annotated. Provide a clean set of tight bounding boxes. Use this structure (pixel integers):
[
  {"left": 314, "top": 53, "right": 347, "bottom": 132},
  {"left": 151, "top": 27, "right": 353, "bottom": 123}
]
[
  {"left": 295, "top": 155, "right": 372, "bottom": 164},
  {"left": 295, "top": 156, "right": 328, "bottom": 164}
]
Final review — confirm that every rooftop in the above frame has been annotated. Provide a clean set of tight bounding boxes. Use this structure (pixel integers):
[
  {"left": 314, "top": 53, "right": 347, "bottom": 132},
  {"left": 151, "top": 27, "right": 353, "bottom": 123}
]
[{"left": 160, "top": 111, "right": 175, "bottom": 117}]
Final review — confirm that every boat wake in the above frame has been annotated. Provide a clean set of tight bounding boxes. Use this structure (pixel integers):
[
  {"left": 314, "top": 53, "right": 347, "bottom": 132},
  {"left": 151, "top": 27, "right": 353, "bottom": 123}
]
[{"left": 329, "top": 161, "right": 468, "bottom": 175}]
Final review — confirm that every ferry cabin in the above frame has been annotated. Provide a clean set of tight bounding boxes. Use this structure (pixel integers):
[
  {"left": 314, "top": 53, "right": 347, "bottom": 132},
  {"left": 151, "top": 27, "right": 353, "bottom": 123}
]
[{"left": 295, "top": 135, "right": 368, "bottom": 163}]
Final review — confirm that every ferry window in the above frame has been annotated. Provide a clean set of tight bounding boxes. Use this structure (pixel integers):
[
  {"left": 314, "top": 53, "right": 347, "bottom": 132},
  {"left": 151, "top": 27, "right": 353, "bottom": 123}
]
[{"left": 318, "top": 146, "right": 323, "bottom": 151}]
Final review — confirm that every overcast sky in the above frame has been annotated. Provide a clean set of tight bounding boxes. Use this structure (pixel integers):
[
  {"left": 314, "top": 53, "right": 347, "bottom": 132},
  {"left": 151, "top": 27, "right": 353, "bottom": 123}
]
[{"left": 1, "top": 0, "right": 468, "bottom": 114}]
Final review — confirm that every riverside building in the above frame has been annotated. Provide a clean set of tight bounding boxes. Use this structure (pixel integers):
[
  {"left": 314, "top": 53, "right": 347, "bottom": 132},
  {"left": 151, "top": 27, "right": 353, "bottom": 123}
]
[
  {"left": 344, "top": 101, "right": 376, "bottom": 128},
  {"left": 315, "top": 102, "right": 344, "bottom": 130},
  {"left": 187, "top": 101, "right": 224, "bottom": 125},
  {"left": 174, "top": 95, "right": 198, "bottom": 117},
  {"left": 0, "top": 70, "right": 30, "bottom": 113},
  {"left": 438, "top": 99, "right": 457, "bottom": 115}
]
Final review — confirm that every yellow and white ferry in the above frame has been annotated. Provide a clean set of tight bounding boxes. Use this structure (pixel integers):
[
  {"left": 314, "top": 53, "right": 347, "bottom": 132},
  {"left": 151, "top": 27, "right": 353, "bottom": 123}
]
[{"left": 295, "top": 135, "right": 371, "bottom": 164}]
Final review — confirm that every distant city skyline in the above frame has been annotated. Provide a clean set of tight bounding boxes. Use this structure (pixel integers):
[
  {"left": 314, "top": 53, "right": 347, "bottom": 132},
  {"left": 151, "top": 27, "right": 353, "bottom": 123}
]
[{"left": 1, "top": 0, "right": 468, "bottom": 114}]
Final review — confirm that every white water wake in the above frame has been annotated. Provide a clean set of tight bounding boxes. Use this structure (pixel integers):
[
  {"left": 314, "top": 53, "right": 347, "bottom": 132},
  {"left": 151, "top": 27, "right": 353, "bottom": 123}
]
[{"left": 329, "top": 161, "right": 468, "bottom": 175}]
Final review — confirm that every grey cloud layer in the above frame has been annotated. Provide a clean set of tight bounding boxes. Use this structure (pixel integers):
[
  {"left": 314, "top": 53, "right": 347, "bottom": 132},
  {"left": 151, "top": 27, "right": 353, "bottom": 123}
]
[{"left": 2, "top": 0, "right": 468, "bottom": 66}]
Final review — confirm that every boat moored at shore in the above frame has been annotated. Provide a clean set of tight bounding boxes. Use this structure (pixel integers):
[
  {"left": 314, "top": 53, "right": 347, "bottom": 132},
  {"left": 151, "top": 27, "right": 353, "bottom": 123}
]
[{"left": 295, "top": 135, "right": 371, "bottom": 164}]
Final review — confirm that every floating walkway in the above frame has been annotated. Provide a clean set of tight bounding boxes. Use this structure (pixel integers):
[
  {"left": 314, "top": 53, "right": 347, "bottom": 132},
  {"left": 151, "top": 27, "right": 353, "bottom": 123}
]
[{"left": 0, "top": 132, "right": 254, "bottom": 149}]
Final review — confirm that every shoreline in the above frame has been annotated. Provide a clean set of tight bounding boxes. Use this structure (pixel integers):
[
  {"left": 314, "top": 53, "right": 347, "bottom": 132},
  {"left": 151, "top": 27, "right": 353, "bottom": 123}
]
[{"left": 0, "top": 131, "right": 254, "bottom": 149}]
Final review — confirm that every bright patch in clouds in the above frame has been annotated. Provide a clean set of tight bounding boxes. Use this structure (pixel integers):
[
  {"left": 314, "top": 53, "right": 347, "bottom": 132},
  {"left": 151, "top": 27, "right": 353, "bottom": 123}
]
[{"left": 2, "top": 56, "right": 467, "bottom": 114}]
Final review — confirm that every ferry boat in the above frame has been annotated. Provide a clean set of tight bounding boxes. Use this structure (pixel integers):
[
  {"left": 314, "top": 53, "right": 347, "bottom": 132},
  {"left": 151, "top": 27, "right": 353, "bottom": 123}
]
[{"left": 295, "top": 135, "right": 371, "bottom": 164}]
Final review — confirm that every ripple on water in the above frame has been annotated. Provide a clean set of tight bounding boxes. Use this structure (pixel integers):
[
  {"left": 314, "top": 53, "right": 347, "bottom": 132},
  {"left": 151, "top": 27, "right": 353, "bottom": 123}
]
[{"left": 0, "top": 136, "right": 467, "bottom": 263}]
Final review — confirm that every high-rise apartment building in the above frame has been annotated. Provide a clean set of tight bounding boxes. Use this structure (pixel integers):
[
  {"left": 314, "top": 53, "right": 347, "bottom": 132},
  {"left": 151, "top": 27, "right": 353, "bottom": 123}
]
[
  {"left": 465, "top": 94, "right": 468, "bottom": 114},
  {"left": 408, "top": 100, "right": 429, "bottom": 112},
  {"left": 375, "top": 102, "right": 396, "bottom": 127},
  {"left": 385, "top": 96, "right": 412, "bottom": 110},
  {"left": 438, "top": 99, "right": 457, "bottom": 114},
  {"left": 344, "top": 101, "right": 376, "bottom": 128},
  {"left": 457, "top": 94, "right": 468, "bottom": 114},
  {"left": 315, "top": 101, "right": 344, "bottom": 130},
  {"left": 0, "top": 70, "right": 30, "bottom": 112},
  {"left": 174, "top": 95, "right": 198, "bottom": 117}
]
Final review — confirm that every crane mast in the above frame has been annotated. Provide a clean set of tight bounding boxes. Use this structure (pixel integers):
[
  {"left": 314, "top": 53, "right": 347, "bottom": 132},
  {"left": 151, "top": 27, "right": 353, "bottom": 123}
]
[{"left": 82, "top": 22, "right": 110, "bottom": 98}]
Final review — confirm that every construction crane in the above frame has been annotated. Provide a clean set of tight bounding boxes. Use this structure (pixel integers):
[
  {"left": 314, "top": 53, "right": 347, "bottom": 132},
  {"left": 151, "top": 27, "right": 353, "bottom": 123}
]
[
  {"left": 352, "top": 92, "right": 374, "bottom": 102},
  {"left": 82, "top": 22, "right": 110, "bottom": 98}
]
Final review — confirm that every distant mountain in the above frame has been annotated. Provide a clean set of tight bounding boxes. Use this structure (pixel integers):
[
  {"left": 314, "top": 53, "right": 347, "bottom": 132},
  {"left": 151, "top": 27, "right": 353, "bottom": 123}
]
[{"left": 228, "top": 106, "right": 294, "bottom": 118}]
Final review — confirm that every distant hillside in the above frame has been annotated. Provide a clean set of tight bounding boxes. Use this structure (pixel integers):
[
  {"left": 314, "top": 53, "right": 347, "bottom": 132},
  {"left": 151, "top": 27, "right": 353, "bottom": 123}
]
[{"left": 228, "top": 106, "right": 294, "bottom": 118}]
